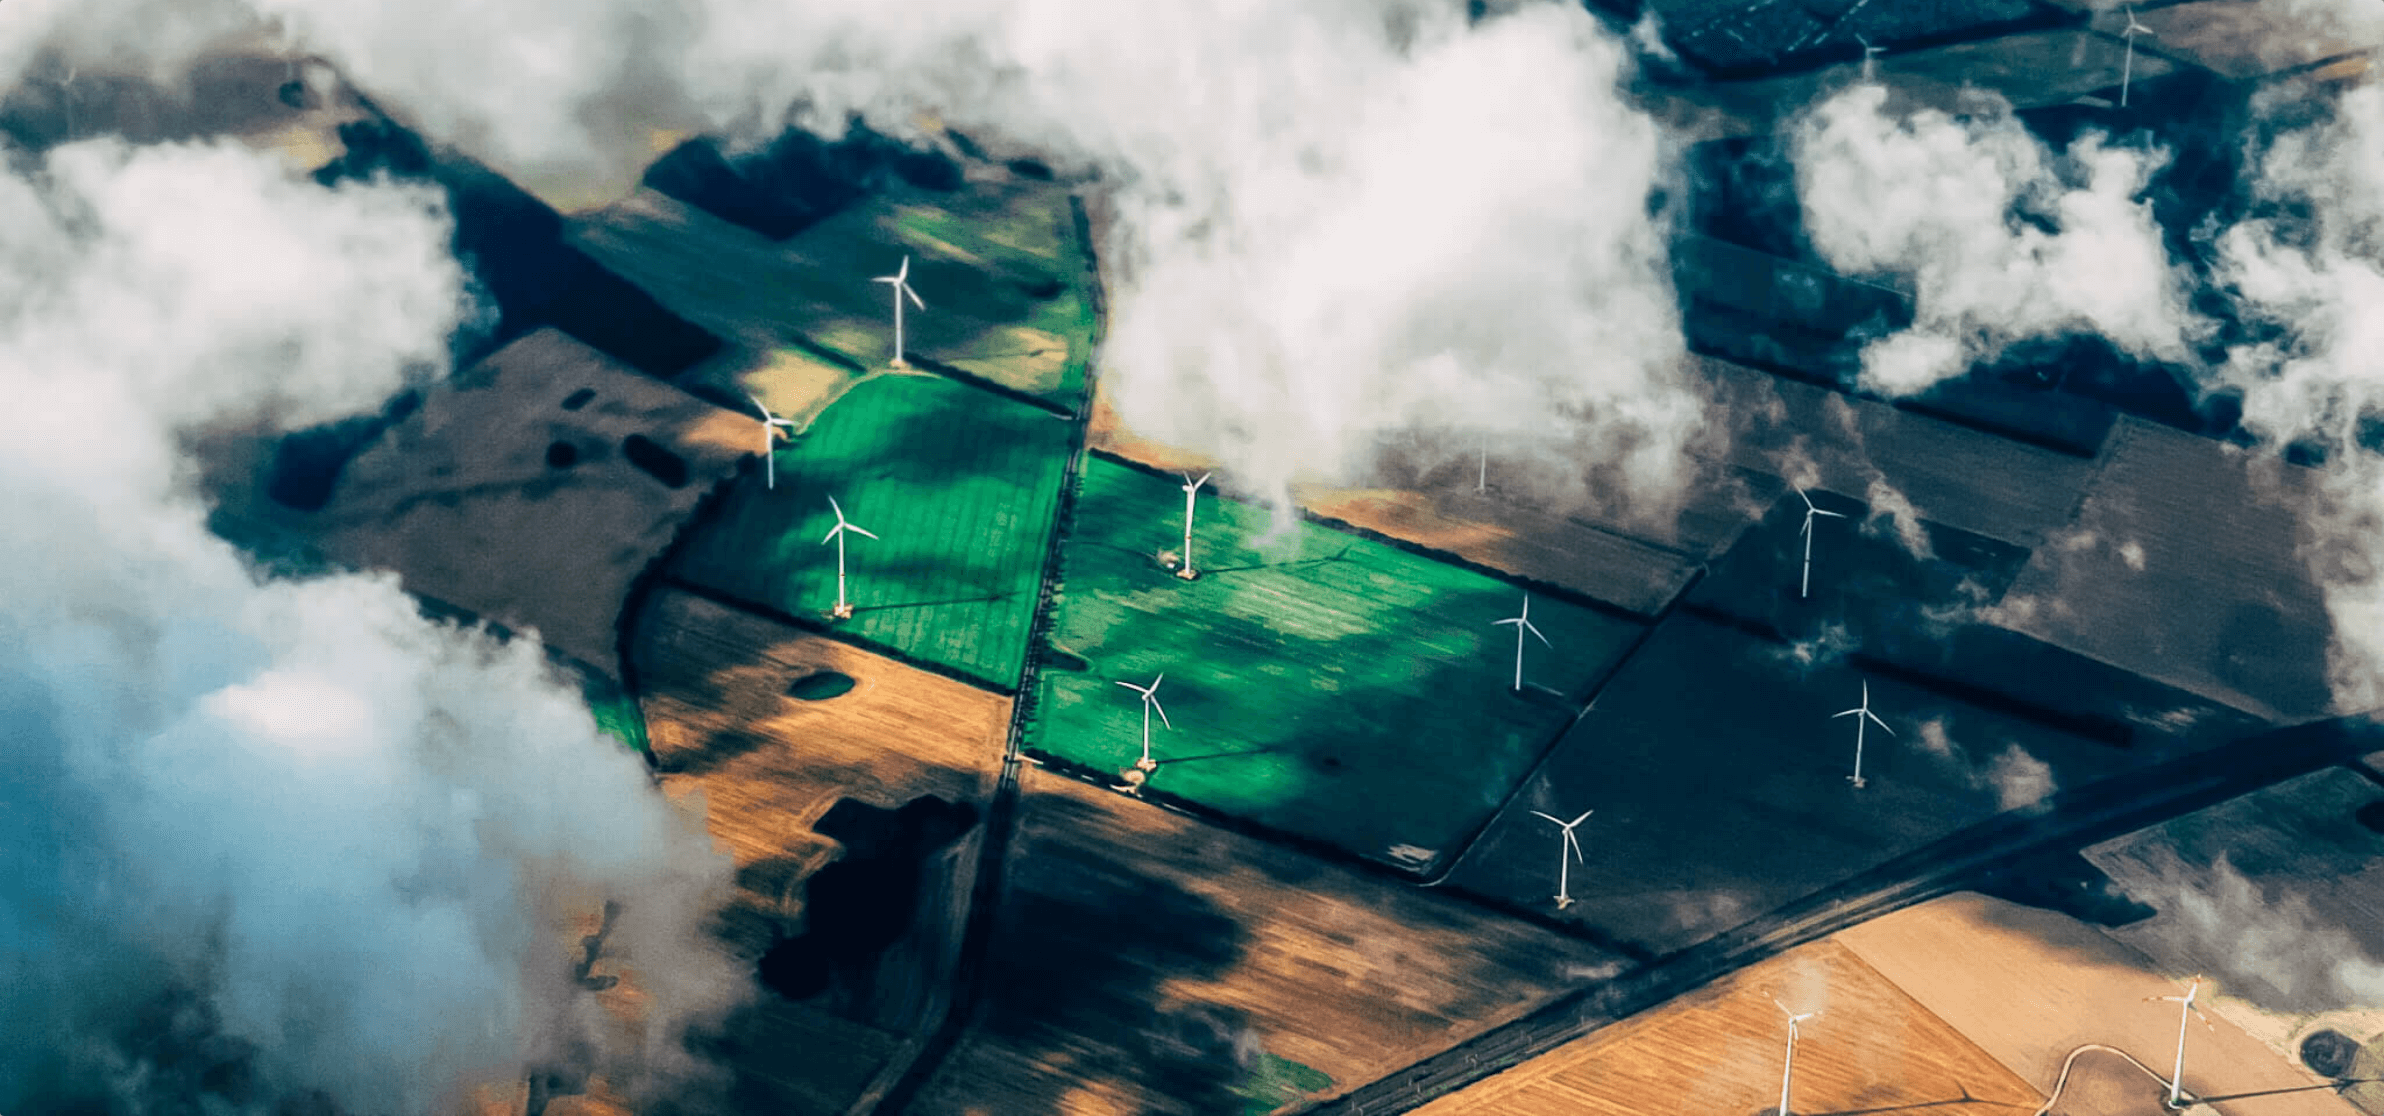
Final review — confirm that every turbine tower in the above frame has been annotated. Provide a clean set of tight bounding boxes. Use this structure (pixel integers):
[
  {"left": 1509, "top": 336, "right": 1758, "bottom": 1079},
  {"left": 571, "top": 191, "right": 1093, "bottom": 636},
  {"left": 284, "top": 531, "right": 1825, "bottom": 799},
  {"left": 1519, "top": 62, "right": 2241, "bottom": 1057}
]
[
  {"left": 1115, "top": 674, "right": 1171, "bottom": 773},
  {"left": 1832, "top": 680, "right": 1896, "bottom": 789},
  {"left": 1177, "top": 472, "right": 1210, "bottom": 580},
  {"left": 2120, "top": 7, "right": 2154, "bottom": 109},
  {"left": 1776, "top": 1000, "right": 1821, "bottom": 1116},
  {"left": 1797, "top": 488, "right": 1847, "bottom": 600},
  {"left": 2148, "top": 975, "right": 2214, "bottom": 1109},
  {"left": 1529, "top": 807, "right": 1593, "bottom": 909},
  {"left": 873, "top": 255, "right": 926, "bottom": 368},
  {"left": 59, "top": 65, "right": 76, "bottom": 142},
  {"left": 747, "top": 393, "right": 796, "bottom": 489},
  {"left": 1492, "top": 594, "right": 1552, "bottom": 694},
  {"left": 820, "top": 495, "right": 878, "bottom": 619}
]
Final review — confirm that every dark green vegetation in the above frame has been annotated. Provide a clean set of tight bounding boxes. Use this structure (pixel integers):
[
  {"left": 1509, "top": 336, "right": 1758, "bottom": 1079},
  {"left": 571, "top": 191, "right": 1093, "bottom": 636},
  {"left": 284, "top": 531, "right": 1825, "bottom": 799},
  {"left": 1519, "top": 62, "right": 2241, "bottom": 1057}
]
[
  {"left": 672, "top": 372, "right": 1075, "bottom": 689},
  {"left": 580, "top": 670, "right": 649, "bottom": 755},
  {"left": 1027, "top": 457, "right": 1647, "bottom": 872}
]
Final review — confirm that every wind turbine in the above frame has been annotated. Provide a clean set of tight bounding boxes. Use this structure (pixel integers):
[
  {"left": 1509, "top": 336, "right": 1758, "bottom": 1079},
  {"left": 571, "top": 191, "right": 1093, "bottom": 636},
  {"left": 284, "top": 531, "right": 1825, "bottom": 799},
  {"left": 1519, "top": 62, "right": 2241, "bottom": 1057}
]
[
  {"left": 2120, "top": 6, "right": 2154, "bottom": 109},
  {"left": 820, "top": 495, "right": 878, "bottom": 619},
  {"left": 1832, "top": 680, "right": 1896, "bottom": 789},
  {"left": 1857, "top": 34, "right": 1883, "bottom": 82},
  {"left": 873, "top": 254, "right": 926, "bottom": 368},
  {"left": 1176, "top": 472, "right": 1210, "bottom": 580},
  {"left": 1776, "top": 1000, "right": 1822, "bottom": 1116},
  {"left": 1491, "top": 594, "right": 1552, "bottom": 694},
  {"left": 1478, "top": 436, "right": 1489, "bottom": 494},
  {"left": 1796, "top": 488, "right": 1847, "bottom": 600},
  {"left": 1115, "top": 674, "right": 1171, "bottom": 773},
  {"left": 1529, "top": 808, "right": 1593, "bottom": 910},
  {"left": 746, "top": 393, "right": 796, "bottom": 489},
  {"left": 59, "top": 65, "right": 76, "bottom": 142},
  {"left": 2147, "top": 975, "right": 2215, "bottom": 1110}
]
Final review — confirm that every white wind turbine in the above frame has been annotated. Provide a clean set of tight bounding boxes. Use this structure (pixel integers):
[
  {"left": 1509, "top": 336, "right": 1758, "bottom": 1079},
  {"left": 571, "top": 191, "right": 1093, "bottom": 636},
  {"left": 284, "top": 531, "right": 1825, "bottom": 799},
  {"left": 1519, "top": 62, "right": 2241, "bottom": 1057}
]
[
  {"left": 1857, "top": 34, "right": 1883, "bottom": 82},
  {"left": 1491, "top": 594, "right": 1552, "bottom": 693},
  {"left": 1529, "top": 807, "right": 1593, "bottom": 910},
  {"left": 1176, "top": 472, "right": 1210, "bottom": 580},
  {"left": 2147, "top": 975, "right": 2215, "bottom": 1110},
  {"left": 820, "top": 495, "right": 878, "bottom": 619},
  {"left": 1832, "top": 680, "right": 1896, "bottom": 789},
  {"left": 2120, "top": 6, "right": 2154, "bottom": 109},
  {"left": 1776, "top": 1000, "right": 1822, "bottom": 1116},
  {"left": 1796, "top": 488, "right": 1847, "bottom": 600},
  {"left": 873, "top": 254, "right": 926, "bottom": 368},
  {"left": 747, "top": 393, "right": 796, "bottom": 489},
  {"left": 59, "top": 65, "right": 76, "bottom": 141},
  {"left": 1115, "top": 674, "right": 1171, "bottom": 773}
]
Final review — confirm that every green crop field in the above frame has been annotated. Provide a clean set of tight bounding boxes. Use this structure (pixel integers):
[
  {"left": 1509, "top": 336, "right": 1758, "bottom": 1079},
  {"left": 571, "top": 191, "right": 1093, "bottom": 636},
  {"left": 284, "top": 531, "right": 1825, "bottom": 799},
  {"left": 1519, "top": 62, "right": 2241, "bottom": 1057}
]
[
  {"left": 568, "top": 177, "right": 1097, "bottom": 405},
  {"left": 580, "top": 672, "right": 650, "bottom": 755},
  {"left": 1027, "top": 457, "right": 1648, "bottom": 874},
  {"left": 670, "top": 370, "right": 1075, "bottom": 689}
]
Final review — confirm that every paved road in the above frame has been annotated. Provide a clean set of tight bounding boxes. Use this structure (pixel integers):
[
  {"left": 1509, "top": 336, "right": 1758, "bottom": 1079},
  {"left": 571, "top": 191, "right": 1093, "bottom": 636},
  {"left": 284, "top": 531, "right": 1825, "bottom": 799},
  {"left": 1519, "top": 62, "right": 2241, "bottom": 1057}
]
[{"left": 1301, "top": 713, "right": 2379, "bottom": 1115}]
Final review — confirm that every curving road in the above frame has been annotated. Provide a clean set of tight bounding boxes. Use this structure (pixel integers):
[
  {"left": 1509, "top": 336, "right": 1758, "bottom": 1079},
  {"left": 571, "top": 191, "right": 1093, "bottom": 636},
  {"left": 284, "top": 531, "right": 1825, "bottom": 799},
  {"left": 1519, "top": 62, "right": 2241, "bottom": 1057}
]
[{"left": 1301, "top": 714, "right": 2378, "bottom": 1115}]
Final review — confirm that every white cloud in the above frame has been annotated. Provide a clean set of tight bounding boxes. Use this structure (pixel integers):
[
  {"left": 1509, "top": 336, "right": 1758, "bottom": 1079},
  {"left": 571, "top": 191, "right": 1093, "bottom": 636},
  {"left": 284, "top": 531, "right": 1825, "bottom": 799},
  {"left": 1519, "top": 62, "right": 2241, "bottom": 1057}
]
[
  {"left": 0, "top": 139, "right": 749, "bottom": 1114},
  {"left": 1792, "top": 84, "right": 2204, "bottom": 397}
]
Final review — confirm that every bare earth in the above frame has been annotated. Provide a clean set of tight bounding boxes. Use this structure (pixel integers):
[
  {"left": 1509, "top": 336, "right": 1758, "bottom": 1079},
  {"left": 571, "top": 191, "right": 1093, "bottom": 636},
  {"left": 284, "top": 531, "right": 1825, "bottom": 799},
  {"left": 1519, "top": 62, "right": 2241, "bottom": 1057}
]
[
  {"left": 903, "top": 766, "right": 1628, "bottom": 1116},
  {"left": 1411, "top": 937, "right": 2042, "bottom": 1116},
  {"left": 1837, "top": 893, "right": 2358, "bottom": 1116},
  {"left": 631, "top": 586, "right": 1010, "bottom": 1115},
  {"left": 308, "top": 328, "right": 750, "bottom": 679}
]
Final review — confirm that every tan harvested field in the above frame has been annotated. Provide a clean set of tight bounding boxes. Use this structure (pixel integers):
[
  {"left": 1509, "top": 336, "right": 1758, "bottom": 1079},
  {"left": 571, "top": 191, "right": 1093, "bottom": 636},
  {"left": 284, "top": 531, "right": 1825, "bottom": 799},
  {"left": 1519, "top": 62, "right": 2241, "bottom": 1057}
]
[
  {"left": 294, "top": 328, "right": 748, "bottom": 679},
  {"left": 1997, "top": 417, "right": 2335, "bottom": 722},
  {"left": 629, "top": 586, "right": 1010, "bottom": 1114},
  {"left": 905, "top": 766, "right": 1628, "bottom": 1116},
  {"left": 1838, "top": 894, "right": 2359, "bottom": 1116},
  {"left": 1413, "top": 938, "right": 2041, "bottom": 1116}
]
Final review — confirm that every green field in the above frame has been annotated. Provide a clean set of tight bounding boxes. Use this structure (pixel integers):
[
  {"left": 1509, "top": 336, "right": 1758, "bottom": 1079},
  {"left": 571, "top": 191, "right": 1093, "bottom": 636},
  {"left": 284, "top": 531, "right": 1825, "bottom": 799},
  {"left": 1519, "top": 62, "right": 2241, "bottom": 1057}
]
[
  {"left": 581, "top": 672, "right": 650, "bottom": 755},
  {"left": 1027, "top": 458, "right": 1647, "bottom": 873},
  {"left": 671, "top": 371, "right": 1076, "bottom": 689},
  {"left": 568, "top": 178, "right": 1097, "bottom": 405}
]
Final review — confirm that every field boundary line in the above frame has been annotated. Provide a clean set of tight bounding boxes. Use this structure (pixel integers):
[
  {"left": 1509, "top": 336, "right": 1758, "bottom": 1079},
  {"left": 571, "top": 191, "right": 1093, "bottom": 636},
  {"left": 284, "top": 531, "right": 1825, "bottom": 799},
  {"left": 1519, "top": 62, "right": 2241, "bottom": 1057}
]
[
  {"left": 869, "top": 190, "right": 1107, "bottom": 1116},
  {"left": 658, "top": 575, "right": 1018, "bottom": 697},
  {"left": 1084, "top": 446, "right": 1661, "bottom": 625}
]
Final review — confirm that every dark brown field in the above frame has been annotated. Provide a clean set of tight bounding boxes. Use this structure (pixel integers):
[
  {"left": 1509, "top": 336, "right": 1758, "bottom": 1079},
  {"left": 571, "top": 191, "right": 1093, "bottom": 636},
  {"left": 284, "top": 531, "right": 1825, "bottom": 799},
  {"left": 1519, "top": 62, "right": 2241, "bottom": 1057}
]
[
  {"left": 299, "top": 329, "right": 749, "bottom": 678},
  {"left": 629, "top": 587, "right": 1011, "bottom": 1116},
  {"left": 902, "top": 766, "right": 1630, "bottom": 1116},
  {"left": 1411, "top": 937, "right": 2042, "bottom": 1116}
]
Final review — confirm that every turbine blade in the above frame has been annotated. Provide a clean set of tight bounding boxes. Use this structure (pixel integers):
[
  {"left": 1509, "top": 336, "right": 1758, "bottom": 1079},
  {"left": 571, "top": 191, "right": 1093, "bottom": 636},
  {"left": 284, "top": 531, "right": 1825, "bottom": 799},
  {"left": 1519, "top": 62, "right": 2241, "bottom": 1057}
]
[
  {"left": 1797, "top": 488, "right": 1817, "bottom": 512},
  {"left": 1569, "top": 809, "right": 1594, "bottom": 826},
  {"left": 1524, "top": 619, "right": 1551, "bottom": 647},
  {"left": 1493, "top": 617, "right": 1521, "bottom": 628},
  {"left": 1867, "top": 710, "right": 1895, "bottom": 734},
  {"left": 897, "top": 255, "right": 910, "bottom": 282},
  {"left": 874, "top": 275, "right": 900, "bottom": 285},
  {"left": 906, "top": 284, "right": 926, "bottom": 310},
  {"left": 747, "top": 392, "right": 770, "bottom": 418},
  {"left": 1833, "top": 708, "right": 1862, "bottom": 719},
  {"left": 848, "top": 525, "right": 879, "bottom": 540},
  {"left": 1150, "top": 697, "right": 1170, "bottom": 728},
  {"left": 1814, "top": 509, "right": 1847, "bottom": 519},
  {"left": 822, "top": 523, "right": 841, "bottom": 544},
  {"left": 1530, "top": 811, "right": 1563, "bottom": 825},
  {"left": 1152, "top": 673, "right": 1164, "bottom": 689},
  {"left": 1116, "top": 680, "right": 1141, "bottom": 692},
  {"left": 829, "top": 495, "right": 845, "bottom": 522},
  {"left": 1567, "top": 831, "right": 1585, "bottom": 863}
]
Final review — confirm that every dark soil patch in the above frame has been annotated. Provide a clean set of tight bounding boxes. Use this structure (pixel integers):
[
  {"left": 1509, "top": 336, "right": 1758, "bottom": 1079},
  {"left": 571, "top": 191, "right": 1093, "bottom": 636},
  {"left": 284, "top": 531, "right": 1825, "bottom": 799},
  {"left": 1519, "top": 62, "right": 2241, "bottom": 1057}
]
[{"left": 786, "top": 671, "right": 856, "bottom": 701}]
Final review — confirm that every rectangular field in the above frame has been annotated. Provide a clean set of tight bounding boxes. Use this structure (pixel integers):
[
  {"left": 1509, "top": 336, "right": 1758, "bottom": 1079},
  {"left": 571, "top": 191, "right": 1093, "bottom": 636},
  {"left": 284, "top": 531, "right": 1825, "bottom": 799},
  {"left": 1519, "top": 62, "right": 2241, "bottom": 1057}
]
[
  {"left": 566, "top": 176, "right": 1097, "bottom": 404},
  {"left": 1413, "top": 937, "right": 2044, "bottom": 1116},
  {"left": 905, "top": 767, "right": 1626, "bottom": 1116},
  {"left": 670, "top": 371, "right": 1076, "bottom": 689},
  {"left": 1026, "top": 456, "right": 1648, "bottom": 873},
  {"left": 1442, "top": 612, "right": 2143, "bottom": 956},
  {"left": 628, "top": 587, "right": 1011, "bottom": 1115}
]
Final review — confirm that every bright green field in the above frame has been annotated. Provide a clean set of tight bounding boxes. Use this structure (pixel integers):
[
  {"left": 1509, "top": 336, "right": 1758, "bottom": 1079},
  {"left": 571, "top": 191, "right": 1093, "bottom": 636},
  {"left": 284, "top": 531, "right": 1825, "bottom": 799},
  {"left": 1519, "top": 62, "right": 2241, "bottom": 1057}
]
[
  {"left": 671, "top": 371, "right": 1075, "bottom": 689},
  {"left": 1027, "top": 458, "right": 1647, "bottom": 873},
  {"left": 580, "top": 672, "right": 649, "bottom": 755}
]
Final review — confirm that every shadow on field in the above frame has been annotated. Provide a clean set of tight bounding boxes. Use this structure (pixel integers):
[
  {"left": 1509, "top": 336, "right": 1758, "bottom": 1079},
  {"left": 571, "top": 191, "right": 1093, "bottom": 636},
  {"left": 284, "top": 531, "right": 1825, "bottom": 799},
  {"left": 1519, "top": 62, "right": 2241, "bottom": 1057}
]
[
  {"left": 650, "top": 727, "right": 772, "bottom": 777},
  {"left": 955, "top": 788, "right": 1265, "bottom": 1116},
  {"left": 760, "top": 795, "right": 980, "bottom": 1005},
  {"left": 643, "top": 120, "right": 961, "bottom": 242}
]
